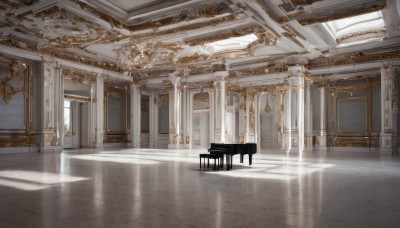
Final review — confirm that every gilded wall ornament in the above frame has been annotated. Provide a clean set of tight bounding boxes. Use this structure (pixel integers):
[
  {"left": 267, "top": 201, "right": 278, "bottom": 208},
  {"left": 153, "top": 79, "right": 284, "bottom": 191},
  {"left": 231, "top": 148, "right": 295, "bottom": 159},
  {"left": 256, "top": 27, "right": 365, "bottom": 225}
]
[{"left": 0, "top": 62, "right": 25, "bottom": 104}]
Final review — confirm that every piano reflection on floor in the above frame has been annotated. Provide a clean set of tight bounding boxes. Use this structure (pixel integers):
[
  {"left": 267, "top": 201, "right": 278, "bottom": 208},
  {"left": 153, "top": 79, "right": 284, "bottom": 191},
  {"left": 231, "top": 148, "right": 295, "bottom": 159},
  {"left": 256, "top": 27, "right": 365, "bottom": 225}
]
[{"left": 207, "top": 143, "right": 257, "bottom": 170}]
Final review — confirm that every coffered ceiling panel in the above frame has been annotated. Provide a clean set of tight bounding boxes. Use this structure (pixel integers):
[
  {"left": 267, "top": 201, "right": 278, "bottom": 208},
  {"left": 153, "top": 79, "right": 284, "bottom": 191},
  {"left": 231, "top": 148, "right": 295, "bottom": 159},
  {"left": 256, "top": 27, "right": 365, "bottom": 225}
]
[{"left": 0, "top": 0, "right": 399, "bottom": 87}]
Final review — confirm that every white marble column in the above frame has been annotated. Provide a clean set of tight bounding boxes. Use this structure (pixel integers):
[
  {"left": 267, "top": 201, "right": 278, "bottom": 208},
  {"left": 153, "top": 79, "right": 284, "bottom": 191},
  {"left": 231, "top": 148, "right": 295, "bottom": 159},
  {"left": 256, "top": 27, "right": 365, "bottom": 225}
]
[
  {"left": 148, "top": 92, "right": 157, "bottom": 148},
  {"left": 380, "top": 64, "right": 395, "bottom": 154},
  {"left": 40, "top": 61, "right": 63, "bottom": 152},
  {"left": 182, "top": 85, "right": 190, "bottom": 147},
  {"left": 208, "top": 90, "right": 215, "bottom": 144},
  {"left": 130, "top": 83, "right": 141, "bottom": 148},
  {"left": 168, "top": 74, "right": 182, "bottom": 148},
  {"left": 238, "top": 92, "right": 246, "bottom": 143},
  {"left": 282, "top": 80, "right": 291, "bottom": 152},
  {"left": 88, "top": 82, "right": 96, "bottom": 148},
  {"left": 318, "top": 85, "right": 327, "bottom": 151},
  {"left": 94, "top": 75, "right": 104, "bottom": 148},
  {"left": 282, "top": 65, "right": 306, "bottom": 153},
  {"left": 213, "top": 71, "right": 228, "bottom": 143},
  {"left": 276, "top": 87, "right": 284, "bottom": 150},
  {"left": 305, "top": 80, "right": 312, "bottom": 152},
  {"left": 154, "top": 92, "right": 160, "bottom": 148},
  {"left": 245, "top": 89, "right": 257, "bottom": 143}
]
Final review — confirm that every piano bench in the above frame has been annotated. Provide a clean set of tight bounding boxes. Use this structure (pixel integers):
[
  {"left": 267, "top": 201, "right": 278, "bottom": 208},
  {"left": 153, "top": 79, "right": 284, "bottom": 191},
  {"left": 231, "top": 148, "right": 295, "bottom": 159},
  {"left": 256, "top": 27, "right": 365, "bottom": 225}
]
[{"left": 199, "top": 154, "right": 220, "bottom": 170}]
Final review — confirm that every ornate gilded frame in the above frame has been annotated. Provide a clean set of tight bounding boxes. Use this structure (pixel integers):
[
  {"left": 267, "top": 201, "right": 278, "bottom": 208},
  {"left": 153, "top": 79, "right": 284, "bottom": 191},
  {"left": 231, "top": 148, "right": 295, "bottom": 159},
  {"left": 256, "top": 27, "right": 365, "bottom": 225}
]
[
  {"left": 0, "top": 60, "right": 38, "bottom": 147},
  {"left": 103, "top": 83, "right": 128, "bottom": 143}
]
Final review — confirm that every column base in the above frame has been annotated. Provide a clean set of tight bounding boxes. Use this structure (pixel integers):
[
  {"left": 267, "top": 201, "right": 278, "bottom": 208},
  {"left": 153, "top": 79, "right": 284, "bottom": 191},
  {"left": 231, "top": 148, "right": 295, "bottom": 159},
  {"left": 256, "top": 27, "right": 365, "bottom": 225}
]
[
  {"left": 380, "top": 148, "right": 393, "bottom": 155},
  {"left": 380, "top": 133, "right": 393, "bottom": 154},
  {"left": 40, "top": 145, "right": 62, "bottom": 153},
  {"left": 94, "top": 144, "right": 104, "bottom": 149},
  {"left": 168, "top": 144, "right": 184, "bottom": 149},
  {"left": 314, "top": 145, "right": 327, "bottom": 151}
]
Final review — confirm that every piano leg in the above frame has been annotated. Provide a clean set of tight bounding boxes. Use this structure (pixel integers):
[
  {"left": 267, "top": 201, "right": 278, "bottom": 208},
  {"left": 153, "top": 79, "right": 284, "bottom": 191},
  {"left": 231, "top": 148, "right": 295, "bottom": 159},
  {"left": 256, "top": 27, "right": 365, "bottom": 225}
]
[
  {"left": 249, "top": 154, "right": 253, "bottom": 165},
  {"left": 226, "top": 155, "right": 231, "bottom": 170},
  {"left": 240, "top": 154, "right": 244, "bottom": 163}
]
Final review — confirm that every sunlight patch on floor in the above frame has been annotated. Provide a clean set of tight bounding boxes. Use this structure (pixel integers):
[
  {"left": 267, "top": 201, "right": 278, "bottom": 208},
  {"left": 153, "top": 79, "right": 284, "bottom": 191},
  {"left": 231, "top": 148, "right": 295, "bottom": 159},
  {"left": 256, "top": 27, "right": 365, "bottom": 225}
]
[{"left": 0, "top": 170, "right": 88, "bottom": 191}]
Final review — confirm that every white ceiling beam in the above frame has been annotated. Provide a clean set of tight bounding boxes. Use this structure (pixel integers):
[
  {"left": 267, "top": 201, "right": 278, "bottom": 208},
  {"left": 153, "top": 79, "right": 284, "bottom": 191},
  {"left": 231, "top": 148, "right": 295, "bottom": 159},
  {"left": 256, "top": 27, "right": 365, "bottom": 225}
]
[
  {"left": 308, "top": 60, "right": 400, "bottom": 75},
  {"left": 0, "top": 44, "right": 131, "bottom": 82}
]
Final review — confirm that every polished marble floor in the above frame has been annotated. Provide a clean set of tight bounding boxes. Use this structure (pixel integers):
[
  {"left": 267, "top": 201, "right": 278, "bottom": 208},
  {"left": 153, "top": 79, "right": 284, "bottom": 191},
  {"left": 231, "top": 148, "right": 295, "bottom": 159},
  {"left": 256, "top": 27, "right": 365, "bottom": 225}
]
[{"left": 0, "top": 148, "right": 399, "bottom": 228}]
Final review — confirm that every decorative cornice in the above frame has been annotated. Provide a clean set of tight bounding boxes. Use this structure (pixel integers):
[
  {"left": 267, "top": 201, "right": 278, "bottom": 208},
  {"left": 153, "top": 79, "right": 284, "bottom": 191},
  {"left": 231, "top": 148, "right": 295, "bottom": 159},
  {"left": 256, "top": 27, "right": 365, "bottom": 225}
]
[
  {"left": 71, "top": 0, "right": 225, "bottom": 31},
  {"left": 0, "top": 38, "right": 123, "bottom": 73},
  {"left": 291, "top": 2, "right": 386, "bottom": 26},
  {"left": 64, "top": 94, "right": 95, "bottom": 103},
  {"left": 227, "top": 84, "right": 244, "bottom": 93},
  {"left": 63, "top": 69, "right": 96, "bottom": 84},
  {"left": 308, "top": 50, "right": 400, "bottom": 69},
  {"left": 336, "top": 29, "right": 386, "bottom": 43},
  {"left": 289, "top": 0, "right": 323, "bottom": 6},
  {"left": 129, "top": 14, "right": 242, "bottom": 40}
]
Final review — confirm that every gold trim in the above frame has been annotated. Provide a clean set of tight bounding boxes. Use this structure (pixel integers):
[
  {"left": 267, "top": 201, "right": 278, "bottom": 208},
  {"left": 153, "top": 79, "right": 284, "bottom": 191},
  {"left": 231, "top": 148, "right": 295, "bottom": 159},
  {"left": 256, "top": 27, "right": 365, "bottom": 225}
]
[
  {"left": 309, "top": 50, "right": 400, "bottom": 69},
  {"left": 336, "top": 29, "right": 386, "bottom": 43},
  {"left": 63, "top": 69, "right": 96, "bottom": 84},
  {"left": 293, "top": 2, "right": 386, "bottom": 26},
  {"left": 0, "top": 38, "right": 123, "bottom": 73},
  {"left": 70, "top": 0, "right": 228, "bottom": 33},
  {"left": 104, "top": 83, "right": 128, "bottom": 140},
  {"left": 0, "top": 62, "right": 26, "bottom": 104},
  {"left": 64, "top": 95, "right": 94, "bottom": 103},
  {"left": 0, "top": 135, "right": 39, "bottom": 147}
]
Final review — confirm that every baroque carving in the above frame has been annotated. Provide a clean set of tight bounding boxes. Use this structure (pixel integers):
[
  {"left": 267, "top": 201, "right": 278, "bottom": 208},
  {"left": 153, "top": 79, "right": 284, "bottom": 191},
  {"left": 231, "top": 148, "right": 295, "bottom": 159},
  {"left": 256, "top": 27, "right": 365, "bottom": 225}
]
[
  {"left": 247, "top": 32, "right": 278, "bottom": 55},
  {"left": 63, "top": 69, "right": 96, "bottom": 84},
  {"left": 0, "top": 62, "right": 25, "bottom": 104},
  {"left": 309, "top": 50, "right": 400, "bottom": 69},
  {"left": 0, "top": 38, "right": 123, "bottom": 73}
]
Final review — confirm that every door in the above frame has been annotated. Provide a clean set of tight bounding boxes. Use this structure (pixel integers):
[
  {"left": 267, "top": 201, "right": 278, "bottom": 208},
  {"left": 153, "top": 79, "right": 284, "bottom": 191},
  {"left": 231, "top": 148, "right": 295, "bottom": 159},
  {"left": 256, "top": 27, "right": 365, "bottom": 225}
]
[{"left": 63, "top": 100, "right": 73, "bottom": 148}]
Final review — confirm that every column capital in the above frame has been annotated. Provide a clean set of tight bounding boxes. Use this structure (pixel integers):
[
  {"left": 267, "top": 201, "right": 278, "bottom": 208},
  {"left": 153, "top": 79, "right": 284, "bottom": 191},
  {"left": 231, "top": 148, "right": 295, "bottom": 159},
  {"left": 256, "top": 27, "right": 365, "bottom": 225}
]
[
  {"left": 168, "top": 74, "right": 181, "bottom": 85},
  {"left": 213, "top": 71, "right": 229, "bottom": 80},
  {"left": 288, "top": 64, "right": 305, "bottom": 75}
]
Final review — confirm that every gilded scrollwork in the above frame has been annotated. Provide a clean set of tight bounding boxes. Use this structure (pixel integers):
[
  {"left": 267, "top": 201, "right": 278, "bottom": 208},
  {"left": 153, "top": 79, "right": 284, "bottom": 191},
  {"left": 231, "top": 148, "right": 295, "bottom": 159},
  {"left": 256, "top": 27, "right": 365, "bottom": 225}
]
[
  {"left": 63, "top": 69, "right": 96, "bottom": 84},
  {"left": 0, "top": 62, "right": 26, "bottom": 104},
  {"left": 247, "top": 32, "right": 278, "bottom": 55}
]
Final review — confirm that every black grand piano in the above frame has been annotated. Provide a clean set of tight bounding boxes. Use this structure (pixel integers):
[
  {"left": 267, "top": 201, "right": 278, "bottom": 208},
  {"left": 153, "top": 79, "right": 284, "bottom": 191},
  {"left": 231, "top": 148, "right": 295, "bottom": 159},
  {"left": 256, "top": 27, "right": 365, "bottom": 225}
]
[{"left": 208, "top": 143, "right": 257, "bottom": 170}]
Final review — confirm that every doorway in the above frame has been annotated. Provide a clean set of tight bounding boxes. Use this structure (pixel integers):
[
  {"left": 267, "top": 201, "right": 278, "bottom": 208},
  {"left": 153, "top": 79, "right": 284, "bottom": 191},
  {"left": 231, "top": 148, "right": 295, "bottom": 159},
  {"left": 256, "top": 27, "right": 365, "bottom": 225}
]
[
  {"left": 63, "top": 100, "right": 88, "bottom": 149},
  {"left": 192, "top": 92, "right": 210, "bottom": 148},
  {"left": 259, "top": 93, "right": 279, "bottom": 152}
]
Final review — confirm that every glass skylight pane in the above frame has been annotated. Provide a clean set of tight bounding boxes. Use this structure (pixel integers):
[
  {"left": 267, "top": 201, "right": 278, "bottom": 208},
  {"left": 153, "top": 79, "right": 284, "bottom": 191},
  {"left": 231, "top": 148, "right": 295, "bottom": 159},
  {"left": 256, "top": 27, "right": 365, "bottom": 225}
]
[
  {"left": 205, "top": 34, "right": 258, "bottom": 53},
  {"left": 209, "top": 34, "right": 258, "bottom": 47},
  {"left": 334, "top": 11, "right": 382, "bottom": 31},
  {"left": 322, "top": 11, "right": 386, "bottom": 46}
]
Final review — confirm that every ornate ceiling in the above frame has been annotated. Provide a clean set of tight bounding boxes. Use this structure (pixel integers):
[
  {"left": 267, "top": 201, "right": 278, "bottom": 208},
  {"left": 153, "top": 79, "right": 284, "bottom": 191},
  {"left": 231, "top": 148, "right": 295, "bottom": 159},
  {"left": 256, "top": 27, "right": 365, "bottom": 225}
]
[{"left": 0, "top": 0, "right": 399, "bottom": 88}]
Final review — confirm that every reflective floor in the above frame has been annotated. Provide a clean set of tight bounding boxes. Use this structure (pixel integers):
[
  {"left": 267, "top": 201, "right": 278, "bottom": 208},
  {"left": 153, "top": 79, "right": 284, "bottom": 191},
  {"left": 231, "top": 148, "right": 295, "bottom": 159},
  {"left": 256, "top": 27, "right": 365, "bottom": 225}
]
[{"left": 0, "top": 148, "right": 400, "bottom": 228}]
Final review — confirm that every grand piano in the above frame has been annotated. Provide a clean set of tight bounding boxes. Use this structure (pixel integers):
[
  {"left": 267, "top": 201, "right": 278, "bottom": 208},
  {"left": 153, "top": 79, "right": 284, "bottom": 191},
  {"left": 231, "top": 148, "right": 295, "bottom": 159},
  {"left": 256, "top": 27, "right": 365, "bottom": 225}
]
[{"left": 208, "top": 143, "right": 257, "bottom": 170}]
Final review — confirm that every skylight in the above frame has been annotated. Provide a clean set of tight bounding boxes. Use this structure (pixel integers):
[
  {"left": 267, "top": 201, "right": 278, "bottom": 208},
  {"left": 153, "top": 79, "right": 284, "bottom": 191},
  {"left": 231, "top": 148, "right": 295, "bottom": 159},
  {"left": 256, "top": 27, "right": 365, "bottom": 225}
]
[
  {"left": 323, "top": 11, "right": 386, "bottom": 46},
  {"left": 204, "top": 34, "right": 258, "bottom": 53}
]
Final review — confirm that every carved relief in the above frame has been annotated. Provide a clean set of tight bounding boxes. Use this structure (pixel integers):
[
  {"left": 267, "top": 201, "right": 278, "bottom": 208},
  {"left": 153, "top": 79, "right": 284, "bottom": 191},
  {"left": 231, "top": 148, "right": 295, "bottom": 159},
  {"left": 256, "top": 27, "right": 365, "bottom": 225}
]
[
  {"left": 0, "top": 62, "right": 25, "bottom": 104},
  {"left": 63, "top": 69, "right": 96, "bottom": 84}
]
